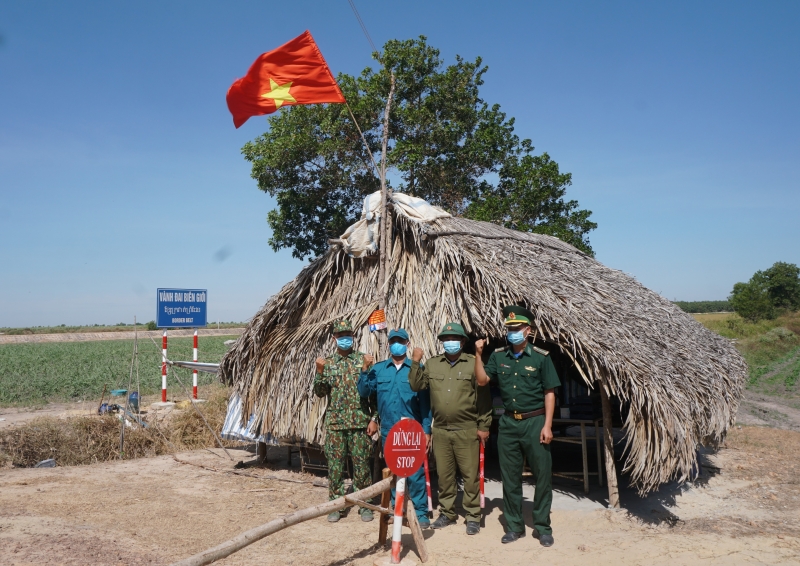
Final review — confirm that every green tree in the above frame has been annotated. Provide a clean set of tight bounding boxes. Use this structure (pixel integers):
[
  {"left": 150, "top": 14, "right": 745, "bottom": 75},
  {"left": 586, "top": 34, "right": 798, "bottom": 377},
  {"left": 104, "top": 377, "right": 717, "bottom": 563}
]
[
  {"left": 242, "top": 36, "right": 595, "bottom": 259},
  {"left": 729, "top": 262, "right": 800, "bottom": 321},
  {"left": 465, "top": 148, "right": 597, "bottom": 253},
  {"left": 763, "top": 261, "right": 800, "bottom": 311}
]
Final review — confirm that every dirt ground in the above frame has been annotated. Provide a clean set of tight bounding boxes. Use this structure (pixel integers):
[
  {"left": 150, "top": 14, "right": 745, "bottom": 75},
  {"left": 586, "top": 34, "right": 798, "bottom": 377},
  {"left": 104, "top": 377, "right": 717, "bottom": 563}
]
[{"left": 1, "top": 425, "right": 799, "bottom": 566}]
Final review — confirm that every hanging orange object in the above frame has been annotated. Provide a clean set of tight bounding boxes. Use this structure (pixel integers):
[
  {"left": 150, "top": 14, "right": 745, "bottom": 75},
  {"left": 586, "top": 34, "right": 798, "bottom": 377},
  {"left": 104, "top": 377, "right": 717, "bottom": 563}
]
[{"left": 368, "top": 309, "right": 387, "bottom": 332}]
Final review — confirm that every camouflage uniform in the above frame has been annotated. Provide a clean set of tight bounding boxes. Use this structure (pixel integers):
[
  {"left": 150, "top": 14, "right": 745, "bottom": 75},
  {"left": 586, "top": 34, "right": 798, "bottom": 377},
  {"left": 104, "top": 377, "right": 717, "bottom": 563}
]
[{"left": 314, "top": 322, "right": 376, "bottom": 502}]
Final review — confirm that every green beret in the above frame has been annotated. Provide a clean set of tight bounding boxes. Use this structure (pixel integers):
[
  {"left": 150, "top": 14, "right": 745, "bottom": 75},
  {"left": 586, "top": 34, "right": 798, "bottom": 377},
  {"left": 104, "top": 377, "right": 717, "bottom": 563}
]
[
  {"left": 502, "top": 305, "right": 534, "bottom": 326},
  {"left": 437, "top": 322, "right": 468, "bottom": 340},
  {"left": 332, "top": 319, "right": 353, "bottom": 333}
]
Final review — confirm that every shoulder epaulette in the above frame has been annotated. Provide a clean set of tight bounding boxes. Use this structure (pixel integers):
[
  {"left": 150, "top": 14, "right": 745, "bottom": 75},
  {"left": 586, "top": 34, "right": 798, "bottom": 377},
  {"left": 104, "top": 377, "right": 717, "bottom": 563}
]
[
  {"left": 532, "top": 346, "right": 549, "bottom": 356},
  {"left": 466, "top": 353, "right": 475, "bottom": 359}
]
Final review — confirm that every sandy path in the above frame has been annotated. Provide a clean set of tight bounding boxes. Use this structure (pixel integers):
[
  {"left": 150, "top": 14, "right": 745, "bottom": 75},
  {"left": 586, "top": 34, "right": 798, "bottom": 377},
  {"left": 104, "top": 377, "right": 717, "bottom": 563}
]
[
  {"left": 1, "top": 427, "right": 799, "bottom": 566},
  {"left": 0, "top": 328, "right": 244, "bottom": 345}
]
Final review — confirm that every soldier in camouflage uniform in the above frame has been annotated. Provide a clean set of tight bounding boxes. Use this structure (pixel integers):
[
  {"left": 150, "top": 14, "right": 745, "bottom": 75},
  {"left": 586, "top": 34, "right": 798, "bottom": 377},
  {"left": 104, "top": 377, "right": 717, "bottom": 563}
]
[{"left": 314, "top": 319, "right": 379, "bottom": 523}]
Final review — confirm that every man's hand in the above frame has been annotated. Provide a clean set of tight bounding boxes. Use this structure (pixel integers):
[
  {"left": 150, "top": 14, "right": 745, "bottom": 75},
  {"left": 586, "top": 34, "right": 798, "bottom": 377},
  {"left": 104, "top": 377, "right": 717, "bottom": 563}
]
[
  {"left": 366, "top": 420, "right": 378, "bottom": 436},
  {"left": 477, "top": 430, "right": 490, "bottom": 445},
  {"left": 315, "top": 357, "right": 326, "bottom": 374},
  {"left": 425, "top": 433, "right": 431, "bottom": 452},
  {"left": 540, "top": 425, "right": 553, "bottom": 445},
  {"left": 475, "top": 338, "right": 486, "bottom": 356},
  {"left": 362, "top": 354, "right": 374, "bottom": 372},
  {"left": 411, "top": 347, "right": 424, "bottom": 363}
]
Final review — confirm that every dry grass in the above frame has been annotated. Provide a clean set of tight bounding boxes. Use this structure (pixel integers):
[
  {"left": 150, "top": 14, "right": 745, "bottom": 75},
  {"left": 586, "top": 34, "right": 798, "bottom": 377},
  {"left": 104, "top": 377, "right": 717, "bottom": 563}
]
[
  {"left": 221, "top": 207, "right": 747, "bottom": 494},
  {"left": 0, "top": 388, "right": 235, "bottom": 468}
]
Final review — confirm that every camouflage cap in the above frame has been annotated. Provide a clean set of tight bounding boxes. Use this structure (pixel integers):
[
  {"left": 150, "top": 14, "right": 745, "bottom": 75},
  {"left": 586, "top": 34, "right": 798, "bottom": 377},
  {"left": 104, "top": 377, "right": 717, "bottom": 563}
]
[
  {"left": 502, "top": 305, "right": 534, "bottom": 326},
  {"left": 332, "top": 319, "right": 353, "bottom": 333}
]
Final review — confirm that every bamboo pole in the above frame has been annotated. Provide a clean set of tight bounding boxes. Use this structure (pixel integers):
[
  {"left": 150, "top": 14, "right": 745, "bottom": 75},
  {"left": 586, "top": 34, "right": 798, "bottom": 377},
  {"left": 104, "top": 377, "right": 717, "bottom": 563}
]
[
  {"left": 600, "top": 383, "right": 620, "bottom": 508},
  {"left": 171, "top": 476, "right": 393, "bottom": 566}
]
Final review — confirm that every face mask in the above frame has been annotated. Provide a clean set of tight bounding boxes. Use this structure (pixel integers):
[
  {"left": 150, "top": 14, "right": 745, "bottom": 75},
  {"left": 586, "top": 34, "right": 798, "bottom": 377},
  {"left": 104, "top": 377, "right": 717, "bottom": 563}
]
[
  {"left": 442, "top": 340, "right": 462, "bottom": 355},
  {"left": 507, "top": 330, "right": 526, "bottom": 345},
  {"left": 336, "top": 336, "right": 354, "bottom": 350},
  {"left": 389, "top": 342, "right": 408, "bottom": 357}
]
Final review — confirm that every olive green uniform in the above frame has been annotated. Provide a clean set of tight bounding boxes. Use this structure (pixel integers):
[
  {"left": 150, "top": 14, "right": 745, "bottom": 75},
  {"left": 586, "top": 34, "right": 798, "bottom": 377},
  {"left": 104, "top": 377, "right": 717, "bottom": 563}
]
[
  {"left": 409, "top": 354, "right": 492, "bottom": 523},
  {"left": 314, "top": 350, "right": 376, "bottom": 502},
  {"left": 484, "top": 344, "right": 560, "bottom": 535}
]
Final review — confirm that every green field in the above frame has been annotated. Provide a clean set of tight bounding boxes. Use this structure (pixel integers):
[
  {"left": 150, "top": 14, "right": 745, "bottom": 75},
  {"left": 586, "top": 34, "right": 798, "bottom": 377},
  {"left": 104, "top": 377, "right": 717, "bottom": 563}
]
[
  {"left": 694, "top": 311, "right": 800, "bottom": 395},
  {"left": 0, "top": 322, "right": 245, "bottom": 336},
  {"left": 0, "top": 335, "right": 237, "bottom": 407}
]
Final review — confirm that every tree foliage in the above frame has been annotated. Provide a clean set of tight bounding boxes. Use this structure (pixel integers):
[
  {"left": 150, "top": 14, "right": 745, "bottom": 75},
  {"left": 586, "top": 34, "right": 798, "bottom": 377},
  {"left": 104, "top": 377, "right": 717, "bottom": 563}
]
[
  {"left": 673, "top": 300, "right": 731, "bottom": 313},
  {"left": 242, "top": 36, "right": 596, "bottom": 259},
  {"left": 729, "top": 262, "right": 800, "bottom": 321}
]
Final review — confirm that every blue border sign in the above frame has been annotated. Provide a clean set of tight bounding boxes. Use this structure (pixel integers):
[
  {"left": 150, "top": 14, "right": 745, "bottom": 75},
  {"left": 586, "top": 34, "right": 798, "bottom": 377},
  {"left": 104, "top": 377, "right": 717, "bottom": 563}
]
[{"left": 157, "top": 288, "right": 208, "bottom": 328}]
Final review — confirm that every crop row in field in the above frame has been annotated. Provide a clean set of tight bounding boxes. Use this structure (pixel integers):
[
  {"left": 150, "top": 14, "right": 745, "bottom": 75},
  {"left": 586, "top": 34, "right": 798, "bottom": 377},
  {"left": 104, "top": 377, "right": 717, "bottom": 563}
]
[{"left": 0, "top": 335, "right": 236, "bottom": 407}]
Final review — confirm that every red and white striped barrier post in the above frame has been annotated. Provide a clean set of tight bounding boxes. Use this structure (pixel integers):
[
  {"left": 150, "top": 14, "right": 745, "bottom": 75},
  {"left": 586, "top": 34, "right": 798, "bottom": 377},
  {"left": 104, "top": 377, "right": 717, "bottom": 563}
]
[
  {"left": 161, "top": 330, "right": 168, "bottom": 402},
  {"left": 390, "top": 476, "right": 406, "bottom": 564},
  {"left": 479, "top": 441, "right": 485, "bottom": 509},
  {"left": 192, "top": 330, "right": 198, "bottom": 399},
  {"left": 423, "top": 452, "right": 433, "bottom": 513}
]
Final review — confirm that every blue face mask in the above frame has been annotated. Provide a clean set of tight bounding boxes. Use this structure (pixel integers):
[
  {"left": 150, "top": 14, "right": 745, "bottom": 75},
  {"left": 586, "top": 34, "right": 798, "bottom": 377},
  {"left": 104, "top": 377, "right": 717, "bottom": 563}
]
[
  {"left": 442, "top": 340, "right": 462, "bottom": 355},
  {"left": 336, "top": 336, "right": 354, "bottom": 350},
  {"left": 389, "top": 342, "right": 408, "bottom": 357},
  {"left": 507, "top": 329, "right": 526, "bottom": 345}
]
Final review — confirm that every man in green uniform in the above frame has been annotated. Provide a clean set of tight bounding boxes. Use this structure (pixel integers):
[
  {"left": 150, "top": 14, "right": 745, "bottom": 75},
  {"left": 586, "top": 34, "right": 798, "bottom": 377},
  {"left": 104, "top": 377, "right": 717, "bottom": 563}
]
[
  {"left": 408, "top": 322, "right": 492, "bottom": 535},
  {"left": 474, "top": 306, "right": 560, "bottom": 547},
  {"left": 314, "top": 319, "right": 379, "bottom": 523}
]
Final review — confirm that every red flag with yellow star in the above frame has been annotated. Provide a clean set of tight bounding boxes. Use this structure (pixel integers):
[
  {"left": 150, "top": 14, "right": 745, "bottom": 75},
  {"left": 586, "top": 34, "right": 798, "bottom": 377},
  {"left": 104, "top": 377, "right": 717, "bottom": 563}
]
[{"left": 226, "top": 30, "right": 346, "bottom": 128}]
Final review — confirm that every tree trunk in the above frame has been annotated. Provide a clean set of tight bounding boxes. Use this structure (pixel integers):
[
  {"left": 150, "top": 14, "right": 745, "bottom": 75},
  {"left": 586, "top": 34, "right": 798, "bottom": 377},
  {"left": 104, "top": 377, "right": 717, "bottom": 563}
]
[
  {"left": 171, "top": 476, "right": 393, "bottom": 566},
  {"left": 600, "top": 383, "right": 620, "bottom": 508}
]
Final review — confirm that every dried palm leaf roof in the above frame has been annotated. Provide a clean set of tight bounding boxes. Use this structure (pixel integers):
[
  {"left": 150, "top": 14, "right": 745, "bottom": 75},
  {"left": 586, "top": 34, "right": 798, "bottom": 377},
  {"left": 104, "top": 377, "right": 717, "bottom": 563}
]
[{"left": 220, "top": 208, "right": 747, "bottom": 493}]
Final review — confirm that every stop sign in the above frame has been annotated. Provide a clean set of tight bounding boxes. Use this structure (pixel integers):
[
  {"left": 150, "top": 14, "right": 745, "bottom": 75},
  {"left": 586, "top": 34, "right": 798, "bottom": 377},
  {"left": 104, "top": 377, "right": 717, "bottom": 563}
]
[{"left": 384, "top": 418, "right": 427, "bottom": 477}]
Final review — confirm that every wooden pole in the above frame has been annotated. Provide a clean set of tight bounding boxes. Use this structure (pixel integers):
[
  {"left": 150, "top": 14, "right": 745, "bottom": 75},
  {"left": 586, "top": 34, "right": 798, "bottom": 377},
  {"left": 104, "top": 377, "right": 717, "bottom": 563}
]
[
  {"left": 378, "top": 467, "right": 392, "bottom": 546},
  {"left": 376, "top": 72, "right": 396, "bottom": 355},
  {"left": 171, "top": 476, "right": 393, "bottom": 566},
  {"left": 600, "top": 383, "right": 620, "bottom": 508},
  {"left": 405, "top": 500, "right": 430, "bottom": 563}
]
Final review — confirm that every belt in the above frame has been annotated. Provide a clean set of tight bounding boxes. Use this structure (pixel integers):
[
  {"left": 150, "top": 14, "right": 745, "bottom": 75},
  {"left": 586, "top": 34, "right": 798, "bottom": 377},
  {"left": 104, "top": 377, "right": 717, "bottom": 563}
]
[{"left": 510, "top": 408, "right": 545, "bottom": 420}]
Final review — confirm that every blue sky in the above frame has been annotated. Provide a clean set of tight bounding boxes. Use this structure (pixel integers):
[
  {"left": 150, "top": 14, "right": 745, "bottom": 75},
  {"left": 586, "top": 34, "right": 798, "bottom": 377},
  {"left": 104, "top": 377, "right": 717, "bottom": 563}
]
[{"left": 1, "top": 1, "right": 798, "bottom": 327}]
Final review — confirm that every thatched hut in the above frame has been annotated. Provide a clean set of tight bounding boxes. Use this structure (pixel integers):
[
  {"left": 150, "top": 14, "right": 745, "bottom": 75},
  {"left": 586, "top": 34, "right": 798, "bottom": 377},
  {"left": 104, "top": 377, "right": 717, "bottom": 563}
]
[{"left": 220, "top": 197, "right": 747, "bottom": 494}]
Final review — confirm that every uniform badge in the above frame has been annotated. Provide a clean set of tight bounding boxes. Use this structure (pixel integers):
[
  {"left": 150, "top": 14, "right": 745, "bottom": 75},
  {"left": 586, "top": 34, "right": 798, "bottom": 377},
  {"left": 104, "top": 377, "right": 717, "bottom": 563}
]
[{"left": 525, "top": 366, "right": 536, "bottom": 372}]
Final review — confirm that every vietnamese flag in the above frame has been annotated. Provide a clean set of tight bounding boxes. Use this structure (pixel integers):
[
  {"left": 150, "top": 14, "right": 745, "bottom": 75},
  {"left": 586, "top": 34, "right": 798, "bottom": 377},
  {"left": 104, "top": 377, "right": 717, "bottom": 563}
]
[{"left": 226, "top": 30, "right": 346, "bottom": 128}]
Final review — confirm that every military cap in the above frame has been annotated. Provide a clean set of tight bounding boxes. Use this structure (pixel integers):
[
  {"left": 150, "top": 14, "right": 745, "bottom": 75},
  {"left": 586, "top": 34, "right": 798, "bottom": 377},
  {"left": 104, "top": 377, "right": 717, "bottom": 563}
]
[
  {"left": 437, "top": 322, "right": 468, "bottom": 340},
  {"left": 502, "top": 305, "right": 535, "bottom": 326},
  {"left": 388, "top": 328, "right": 409, "bottom": 341},
  {"left": 331, "top": 319, "right": 353, "bottom": 333}
]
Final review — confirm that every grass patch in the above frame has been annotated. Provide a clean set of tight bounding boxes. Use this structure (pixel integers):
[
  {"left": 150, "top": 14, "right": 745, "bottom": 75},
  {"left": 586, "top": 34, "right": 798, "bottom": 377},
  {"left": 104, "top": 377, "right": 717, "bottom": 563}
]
[
  {"left": 694, "top": 311, "right": 800, "bottom": 394},
  {"left": 0, "top": 335, "right": 236, "bottom": 407},
  {"left": 0, "top": 387, "right": 233, "bottom": 467}
]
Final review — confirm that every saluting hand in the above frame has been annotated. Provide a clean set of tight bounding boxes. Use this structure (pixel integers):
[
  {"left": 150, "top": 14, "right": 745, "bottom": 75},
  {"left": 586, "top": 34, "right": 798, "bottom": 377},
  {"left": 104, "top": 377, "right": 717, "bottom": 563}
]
[
  {"left": 411, "top": 347, "right": 424, "bottom": 363},
  {"left": 362, "top": 354, "right": 375, "bottom": 372},
  {"left": 315, "top": 357, "right": 326, "bottom": 374},
  {"left": 475, "top": 339, "right": 486, "bottom": 356}
]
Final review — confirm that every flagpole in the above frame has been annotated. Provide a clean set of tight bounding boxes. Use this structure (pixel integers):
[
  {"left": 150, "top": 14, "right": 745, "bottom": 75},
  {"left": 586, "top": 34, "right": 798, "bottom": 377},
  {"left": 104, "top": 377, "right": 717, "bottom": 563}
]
[
  {"left": 344, "top": 101, "right": 380, "bottom": 178},
  {"left": 376, "top": 72, "right": 396, "bottom": 356}
]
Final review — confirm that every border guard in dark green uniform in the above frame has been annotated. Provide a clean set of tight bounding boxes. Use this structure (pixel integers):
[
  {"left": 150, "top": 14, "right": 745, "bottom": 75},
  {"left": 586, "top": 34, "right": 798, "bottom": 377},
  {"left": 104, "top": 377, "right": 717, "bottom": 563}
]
[
  {"left": 408, "top": 322, "right": 493, "bottom": 535},
  {"left": 314, "top": 319, "right": 379, "bottom": 523},
  {"left": 474, "top": 306, "right": 561, "bottom": 547}
]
